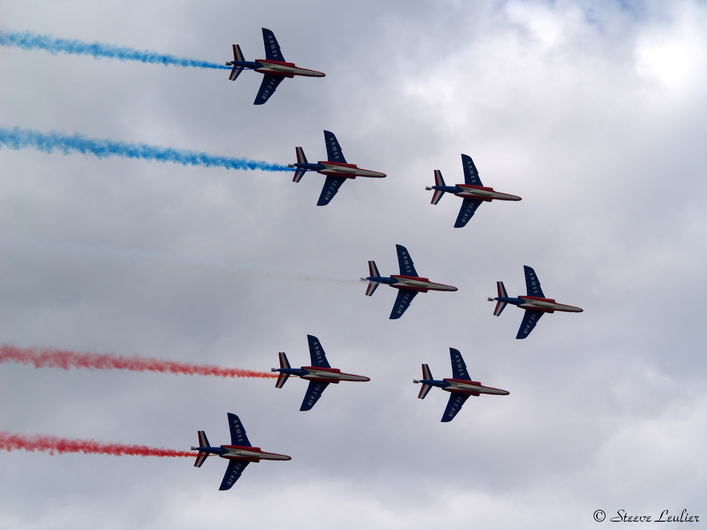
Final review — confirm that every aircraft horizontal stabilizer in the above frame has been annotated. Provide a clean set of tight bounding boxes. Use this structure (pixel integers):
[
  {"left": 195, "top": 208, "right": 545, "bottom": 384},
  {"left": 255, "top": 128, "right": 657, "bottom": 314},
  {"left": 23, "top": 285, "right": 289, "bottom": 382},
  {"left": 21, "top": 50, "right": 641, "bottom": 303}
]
[
  {"left": 365, "top": 280, "right": 380, "bottom": 296},
  {"left": 274, "top": 352, "right": 291, "bottom": 388},
  {"left": 193, "top": 430, "right": 211, "bottom": 467},
  {"left": 491, "top": 281, "right": 508, "bottom": 316},
  {"left": 228, "top": 45, "right": 245, "bottom": 81},
  {"left": 429, "top": 170, "right": 446, "bottom": 204}
]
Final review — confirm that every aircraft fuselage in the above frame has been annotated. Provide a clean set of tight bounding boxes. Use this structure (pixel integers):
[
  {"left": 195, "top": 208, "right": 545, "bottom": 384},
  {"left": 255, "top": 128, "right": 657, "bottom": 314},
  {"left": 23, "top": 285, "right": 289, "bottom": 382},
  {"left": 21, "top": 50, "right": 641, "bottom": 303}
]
[
  {"left": 389, "top": 275, "right": 458, "bottom": 293},
  {"left": 430, "top": 184, "right": 521, "bottom": 202},
  {"left": 443, "top": 378, "right": 509, "bottom": 396},
  {"left": 300, "top": 366, "right": 370, "bottom": 383},
  {"left": 515, "top": 295, "right": 583, "bottom": 313},
  {"left": 191, "top": 445, "right": 291, "bottom": 462},
  {"left": 221, "top": 445, "right": 291, "bottom": 461},
  {"left": 226, "top": 59, "right": 325, "bottom": 78},
  {"left": 318, "top": 161, "right": 386, "bottom": 179}
]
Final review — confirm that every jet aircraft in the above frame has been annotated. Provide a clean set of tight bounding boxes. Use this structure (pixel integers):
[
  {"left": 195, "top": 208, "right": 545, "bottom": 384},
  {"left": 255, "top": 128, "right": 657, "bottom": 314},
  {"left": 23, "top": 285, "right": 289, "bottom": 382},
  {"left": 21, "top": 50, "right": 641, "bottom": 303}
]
[
  {"left": 489, "top": 265, "right": 583, "bottom": 339},
  {"left": 363, "top": 244, "right": 457, "bottom": 319},
  {"left": 289, "top": 130, "right": 386, "bottom": 205},
  {"left": 272, "top": 334, "right": 370, "bottom": 411},
  {"left": 226, "top": 28, "right": 325, "bottom": 105},
  {"left": 414, "top": 348, "right": 509, "bottom": 422},
  {"left": 426, "top": 154, "right": 521, "bottom": 227},
  {"left": 192, "top": 413, "right": 291, "bottom": 490}
]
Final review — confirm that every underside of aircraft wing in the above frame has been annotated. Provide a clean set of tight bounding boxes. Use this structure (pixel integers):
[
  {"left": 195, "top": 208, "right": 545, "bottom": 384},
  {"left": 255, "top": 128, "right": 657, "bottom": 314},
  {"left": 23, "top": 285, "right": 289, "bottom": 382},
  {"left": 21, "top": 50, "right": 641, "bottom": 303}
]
[
  {"left": 307, "top": 335, "right": 330, "bottom": 368},
  {"left": 389, "top": 289, "right": 418, "bottom": 319},
  {"left": 442, "top": 393, "right": 470, "bottom": 422},
  {"left": 454, "top": 198, "right": 482, "bottom": 228},
  {"left": 254, "top": 74, "right": 284, "bottom": 105},
  {"left": 461, "top": 154, "right": 483, "bottom": 186},
  {"left": 261, "top": 28, "right": 285, "bottom": 61},
  {"left": 395, "top": 244, "right": 419, "bottom": 277},
  {"left": 449, "top": 348, "right": 471, "bottom": 380},
  {"left": 227, "top": 413, "right": 252, "bottom": 446},
  {"left": 516, "top": 309, "right": 544, "bottom": 339},
  {"left": 219, "top": 460, "right": 250, "bottom": 490},
  {"left": 523, "top": 266, "right": 545, "bottom": 298},
  {"left": 300, "top": 381, "right": 329, "bottom": 411},
  {"left": 323, "top": 130, "right": 346, "bottom": 163},
  {"left": 317, "top": 175, "right": 347, "bottom": 205}
]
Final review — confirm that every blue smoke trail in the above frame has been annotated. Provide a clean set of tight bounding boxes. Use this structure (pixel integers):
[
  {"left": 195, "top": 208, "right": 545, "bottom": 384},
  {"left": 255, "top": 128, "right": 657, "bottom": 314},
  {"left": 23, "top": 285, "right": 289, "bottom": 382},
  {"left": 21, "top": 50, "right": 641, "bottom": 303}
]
[
  {"left": 0, "top": 126, "right": 291, "bottom": 172},
  {"left": 0, "top": 30, "right": 230, "bottom": 70}
]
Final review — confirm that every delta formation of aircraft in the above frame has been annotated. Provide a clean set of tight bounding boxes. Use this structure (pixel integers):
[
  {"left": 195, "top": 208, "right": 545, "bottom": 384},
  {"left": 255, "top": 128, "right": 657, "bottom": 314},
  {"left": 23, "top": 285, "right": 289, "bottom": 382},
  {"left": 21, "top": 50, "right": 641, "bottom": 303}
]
[
  {"left": 186, "top": 29, "right": 585, "bottom": 490},
  {"left": 414, "top": 348, "right": 509, "bottom": 422},
  {"left": 427, "top": 154, "right": 522, "bottom": 227},
  {"left": 363, "top": 244, "right": 458, "bottom": 319},
  {"left": 192, "top": 413, "right": 291, "bottom": 490},
  {"left": 272, "top": 334, "right": 370, "bottom": 411},
  {"left": 289, "top": 130, "right": 387, "bottom": 205},
  {"left": 489, "top": 265, "right": 584, "bottom": 339},
  {"left": 226, "top": 28, "right": 325, "bottom": 105}
]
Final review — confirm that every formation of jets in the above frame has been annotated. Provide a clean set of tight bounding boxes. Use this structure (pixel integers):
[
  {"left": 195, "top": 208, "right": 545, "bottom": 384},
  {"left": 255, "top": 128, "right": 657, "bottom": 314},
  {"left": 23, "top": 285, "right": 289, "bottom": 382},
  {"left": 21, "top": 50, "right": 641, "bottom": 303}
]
[{"left": 200, "top": 28, "right": 583, "bottom": 488}]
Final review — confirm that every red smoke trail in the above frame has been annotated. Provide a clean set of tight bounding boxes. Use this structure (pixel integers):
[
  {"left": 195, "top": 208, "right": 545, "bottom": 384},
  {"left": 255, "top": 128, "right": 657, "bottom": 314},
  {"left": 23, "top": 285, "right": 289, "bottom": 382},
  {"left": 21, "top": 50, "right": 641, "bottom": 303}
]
[
  {"left": 0, "top": 431, "right": 193, "bottom": 457},
  {"left": 0, "top": 344, "right": 276, "bottom": 378}
]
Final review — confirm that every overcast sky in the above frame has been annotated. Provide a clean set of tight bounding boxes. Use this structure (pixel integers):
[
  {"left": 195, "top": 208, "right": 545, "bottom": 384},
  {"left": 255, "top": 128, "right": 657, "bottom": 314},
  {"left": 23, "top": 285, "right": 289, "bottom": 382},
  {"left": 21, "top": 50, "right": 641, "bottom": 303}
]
[{"left": 1, "top": 0, "right": 707, "bottom": 528}]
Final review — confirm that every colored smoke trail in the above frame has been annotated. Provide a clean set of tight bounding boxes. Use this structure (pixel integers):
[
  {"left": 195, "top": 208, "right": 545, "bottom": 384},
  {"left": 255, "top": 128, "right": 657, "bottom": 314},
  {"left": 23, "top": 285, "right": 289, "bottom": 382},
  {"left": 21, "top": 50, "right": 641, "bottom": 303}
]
[
  {"left": 0, "top": 431, "right": 193, "bottom": 457},
  {"left": 0, "top": 29, "right": 229, "bottom": 70},
  {"left": 0, "top": 345, "right": 276, "bottom": 379},
  {"left": 0, "top": 126, "right": 291, "bottom": 172}
]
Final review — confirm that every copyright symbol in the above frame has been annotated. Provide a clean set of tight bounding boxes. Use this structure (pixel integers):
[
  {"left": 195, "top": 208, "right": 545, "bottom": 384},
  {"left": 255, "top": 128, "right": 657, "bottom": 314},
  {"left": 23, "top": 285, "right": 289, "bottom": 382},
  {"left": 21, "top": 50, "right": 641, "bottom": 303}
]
[{"left": 594, "top": 510, "right": 606, "bottom": 522}]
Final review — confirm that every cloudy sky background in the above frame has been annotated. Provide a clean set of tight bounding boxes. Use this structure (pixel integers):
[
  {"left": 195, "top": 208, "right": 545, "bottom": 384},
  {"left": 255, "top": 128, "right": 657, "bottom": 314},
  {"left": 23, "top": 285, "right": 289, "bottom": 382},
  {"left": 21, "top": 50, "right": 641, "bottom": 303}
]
[{"left": 1, "top": 0, "right": 706, "bottom": 528}]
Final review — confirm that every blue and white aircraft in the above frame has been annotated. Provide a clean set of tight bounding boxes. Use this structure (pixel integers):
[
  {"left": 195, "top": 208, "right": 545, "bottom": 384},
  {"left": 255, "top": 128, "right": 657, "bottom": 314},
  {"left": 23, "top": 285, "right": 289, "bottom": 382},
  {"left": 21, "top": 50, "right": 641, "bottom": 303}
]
[
  {"left": 489, "top": 265, "right": 583, "bottom": 339},
  {"left": 192, "top": 413, "right": 291, "bottom": 490},
  {"left": 226, "top": 28, "right": 325, "bottom": 105},
  {"left": 289, "top": 130, "right": 386, "bottom": 205},
  {"left": 272, "top": 335, "right": 370, "bottom": 411},
  {"left": 414, "top": 348, "right": 509, "bottom": 422},
  {"left": 363, "top": 244, "right": 457, "bottom": 319},
  {"left": 426, "top": 154, "right": 521, "bottom": 227}
]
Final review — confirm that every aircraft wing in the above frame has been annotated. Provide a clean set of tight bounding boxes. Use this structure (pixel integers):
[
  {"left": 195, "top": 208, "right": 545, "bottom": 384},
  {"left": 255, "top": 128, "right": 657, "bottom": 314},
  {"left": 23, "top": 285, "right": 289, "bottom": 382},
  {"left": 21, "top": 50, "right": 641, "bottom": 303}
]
[
  {"left": 461, "top": 154, "right": 483, "bottom": 186},
  {"left": 317, "top": 176, "right": 347, "bottom": 205},
  {"left": 523, "top": 265, "right": 545, "bottom": 297},
  {"left": 307, "top": 335, "right": 331, "bottom": 368},
  {"left": 454, "top": 199, "right": 482, "bottom": 228},
  {"left": 395, "top": 244, "right": 419, "bottom": 277},
  {"left": 516, "top": 309, "right": 544, "bottom": 339},
  {"left": 254, "top": 75, "right": 284, "bottom": 105},
  {"left": 389, "top": 289, "right": 418, "bottom": 319},
  {"left": 227, "top": 413, "right": 252, "bottom": 446},
  {"left": 442, "top": 393, "right": 470, "bottom": 422},
  {"left": 323, "top": 130, "right": 347, "bottom": 163},
  {"left": 262, "top": 28, "right": 285, "bottom": 61},
  {"left": 219, "top": 460, "right": 250, "bottom": 490},
  {"left": 449, "top": 348, "right": 470, "bottom": 380},
  {"left": 300, "top": 381, "right": 329, "bottom": 411}
]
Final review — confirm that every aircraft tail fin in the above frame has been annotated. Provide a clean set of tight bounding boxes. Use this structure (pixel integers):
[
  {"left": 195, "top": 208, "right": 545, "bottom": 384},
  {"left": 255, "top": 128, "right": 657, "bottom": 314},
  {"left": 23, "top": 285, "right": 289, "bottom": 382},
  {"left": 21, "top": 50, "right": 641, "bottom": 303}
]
[
  {"left": 364, "top": 260, "right": 381, "bottom": 296},
  {"left": 274, "top": 352, "right": 291, "bottom": 388},
  {"left": 428, "top": 170, "right": 446, "bottom": 205},
  {"left": 492, "top": 281, "right": 508, "bottom": 316},
  {"left": 193, "top": 431, "right": 211, "bottom": 468},
  {"left": 292, "top": 147, "right": 308, "bottom": 182},
  {"left": 415, "top": 364, "right": 434, "bottom": 399},
  {"left": 228, "top": 45, "right": 245, "bottom": 81}
]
